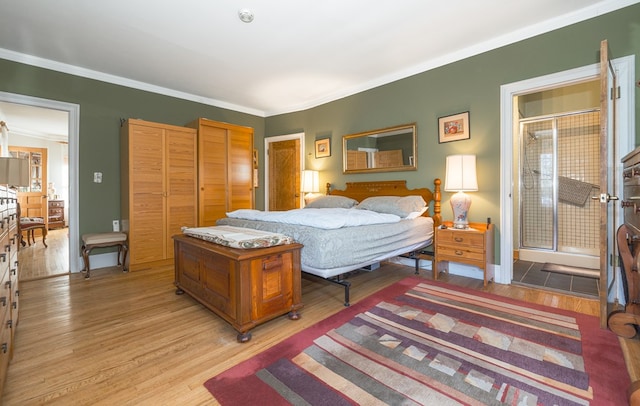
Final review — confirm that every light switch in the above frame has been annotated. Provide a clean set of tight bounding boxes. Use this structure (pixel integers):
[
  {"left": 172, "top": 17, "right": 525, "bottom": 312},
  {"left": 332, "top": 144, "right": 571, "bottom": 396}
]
[{"left": 94, "top": 172, "right": 103, "bottom": 183}]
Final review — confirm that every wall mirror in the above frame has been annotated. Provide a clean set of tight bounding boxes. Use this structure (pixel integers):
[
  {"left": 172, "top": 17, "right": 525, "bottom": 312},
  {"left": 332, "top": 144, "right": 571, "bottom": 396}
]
[{"left": 343, "top": 123, "right": 417, "bottom": 173}]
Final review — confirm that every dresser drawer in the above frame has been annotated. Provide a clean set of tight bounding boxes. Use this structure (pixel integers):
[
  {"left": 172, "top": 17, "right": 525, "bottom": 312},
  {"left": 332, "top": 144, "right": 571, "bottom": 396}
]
[
  {"left": 623, "top": 184, "right": 640, "bottom": 234},
  {"left": 437, "top": 229, "right": 485, "bottom": 248},
  {"left": 48, "top": 200, "right": 64, "bottom": 208}
]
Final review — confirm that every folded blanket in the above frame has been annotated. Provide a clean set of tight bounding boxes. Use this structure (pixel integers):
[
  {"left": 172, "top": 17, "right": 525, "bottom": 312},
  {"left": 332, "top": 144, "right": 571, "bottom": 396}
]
[{"left": 181, "top": 225, "right": 294, "bottom": 249}]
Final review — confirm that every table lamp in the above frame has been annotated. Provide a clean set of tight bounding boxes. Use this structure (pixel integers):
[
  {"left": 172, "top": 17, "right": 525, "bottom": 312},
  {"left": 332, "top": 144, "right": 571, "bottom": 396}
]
[
  {"left": 301, "top": 170, "right": 320, "bottom": 203},
  {"left": 444, "top": 155, "right": 478, "bottom": 229},
  {"left": 0, "top": 157, "right": 29, "bottom": 187}
]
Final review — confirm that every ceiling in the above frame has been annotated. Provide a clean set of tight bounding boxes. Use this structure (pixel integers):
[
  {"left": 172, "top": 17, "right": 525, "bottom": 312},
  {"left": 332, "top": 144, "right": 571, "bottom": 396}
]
[{"left": 0, "top": 0, "right": 635, "bottom": 137}]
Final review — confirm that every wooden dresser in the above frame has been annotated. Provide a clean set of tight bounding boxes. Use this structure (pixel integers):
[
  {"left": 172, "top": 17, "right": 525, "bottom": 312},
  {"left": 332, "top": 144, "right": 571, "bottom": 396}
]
[
  {"left": 0, "top": 186, "right": 20, "bottom": 396},
  {"left": 47, "top": 199, "right": 64, "bottom": 229},
  {"left": 173, "top": 235, "right": 303, "bottom": 342},
  {"left": 434, "top": 221, "right": 494, "bottom": 286},
  {"left": 615, "top": 146, "right": 640, "bottom": 405}
]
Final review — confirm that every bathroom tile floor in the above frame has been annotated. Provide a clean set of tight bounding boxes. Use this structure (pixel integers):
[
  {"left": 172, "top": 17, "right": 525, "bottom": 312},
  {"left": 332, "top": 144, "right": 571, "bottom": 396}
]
[{"left": 512, "top": 259, "right": 599, "bottom": 298}]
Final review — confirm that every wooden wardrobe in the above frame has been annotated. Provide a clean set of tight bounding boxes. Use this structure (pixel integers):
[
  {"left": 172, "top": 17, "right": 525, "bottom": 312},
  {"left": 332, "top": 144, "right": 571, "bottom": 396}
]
[
  {"left": 186, "top": 118, "right": 254, "bottom": 226},
  {"left": 120, "top": 119, "right": 198, "bottom": 271}
]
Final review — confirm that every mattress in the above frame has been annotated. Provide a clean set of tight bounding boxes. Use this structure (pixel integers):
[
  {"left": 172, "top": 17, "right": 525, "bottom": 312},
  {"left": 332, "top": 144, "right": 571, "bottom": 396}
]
[{"left": 216, "top": 216, "right": 433, "bottom": 278}]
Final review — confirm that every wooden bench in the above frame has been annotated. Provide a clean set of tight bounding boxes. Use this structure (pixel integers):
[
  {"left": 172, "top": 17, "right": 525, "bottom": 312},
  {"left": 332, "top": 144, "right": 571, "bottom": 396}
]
[{"left": 81, "top": 232, "right": 128, "bottom": 278}]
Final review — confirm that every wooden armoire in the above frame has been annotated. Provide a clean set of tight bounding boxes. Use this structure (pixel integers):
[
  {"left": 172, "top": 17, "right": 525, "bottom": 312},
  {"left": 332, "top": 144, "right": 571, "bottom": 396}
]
[
  {"left": 186, "top": 118, "right": 254, "bottom": 226},
  {"left": 120, "top": 119, "right": 198, "bottom": 271}
]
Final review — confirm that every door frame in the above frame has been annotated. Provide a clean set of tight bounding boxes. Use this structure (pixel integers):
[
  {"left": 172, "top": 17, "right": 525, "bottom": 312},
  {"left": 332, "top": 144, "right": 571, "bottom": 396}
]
[
  {"left": 264, "top": 132, "right": 305, "bottom": 211},
  {"left": 499, "top": 56, "right": 635, "bottom": 294},
  {"left": 0, "top": 91, "right": 80, "bottom": 273}
]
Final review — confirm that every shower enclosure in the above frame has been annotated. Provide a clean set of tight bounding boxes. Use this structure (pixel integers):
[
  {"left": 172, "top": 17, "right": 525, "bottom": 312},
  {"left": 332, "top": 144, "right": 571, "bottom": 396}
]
[{"left": 518, "top": 110, "right": 600, "bottom": 269}]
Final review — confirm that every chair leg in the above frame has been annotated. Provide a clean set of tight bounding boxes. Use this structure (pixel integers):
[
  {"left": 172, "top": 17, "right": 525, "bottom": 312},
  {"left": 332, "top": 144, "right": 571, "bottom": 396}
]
[
  {"left": 82, "top": 245, "right": 91, "bottom": 278},
  {"left": 121, "top": 242, "right": 128, "bottom": 273}
]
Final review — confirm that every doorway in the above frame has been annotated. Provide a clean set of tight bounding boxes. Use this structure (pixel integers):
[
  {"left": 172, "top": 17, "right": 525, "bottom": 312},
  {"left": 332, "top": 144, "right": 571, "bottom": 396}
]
[
  {"left": 499, "top": 55, "right": 634, "bottom": 298},
  {"left": 518, "top": 107, "right": 601, "bottom": 271},
  {"left": 264, "top": 133, "right": 305, "bottom": 211},
  {"left": 0, "top": 92, "right": 80, "bottom": 275}
]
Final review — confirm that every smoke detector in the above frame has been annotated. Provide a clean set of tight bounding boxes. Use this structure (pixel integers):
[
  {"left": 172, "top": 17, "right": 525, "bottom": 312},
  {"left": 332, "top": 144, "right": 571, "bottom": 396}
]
[{"left": 238, "top": 9, "right": 254, "bottom": 23}]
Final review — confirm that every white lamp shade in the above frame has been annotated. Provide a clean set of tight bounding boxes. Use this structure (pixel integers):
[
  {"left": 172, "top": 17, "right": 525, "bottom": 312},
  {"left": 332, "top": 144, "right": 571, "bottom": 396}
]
[
  {"left": 301, "top": 170, "right": 319, "bottom": 193},
  {"left": 0, "top": 157, "right": 29, "bottom": 187},
  {"left": 444, "top": 155, "right": 478, "bottom": 192}
]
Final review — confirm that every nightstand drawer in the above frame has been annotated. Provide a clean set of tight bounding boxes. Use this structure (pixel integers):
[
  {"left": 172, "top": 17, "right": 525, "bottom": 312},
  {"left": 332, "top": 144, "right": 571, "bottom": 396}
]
[
  {"left": 437, "top": 229, "right": 485, "bottom": 248},
  {"left": 437, "top": 245, "right": 485, "bottom": 262}
]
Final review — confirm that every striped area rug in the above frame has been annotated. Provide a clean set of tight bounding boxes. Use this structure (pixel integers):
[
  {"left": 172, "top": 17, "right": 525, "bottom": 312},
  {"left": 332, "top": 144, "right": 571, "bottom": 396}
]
[{"left": 205, "top": 277, "right": 628, "bottom": 405}]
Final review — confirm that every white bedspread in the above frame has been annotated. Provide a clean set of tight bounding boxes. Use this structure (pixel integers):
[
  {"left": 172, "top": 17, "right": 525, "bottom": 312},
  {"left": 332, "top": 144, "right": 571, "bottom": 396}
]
[{"left": 226, "top": 208, "right": 401, "bottom": 229}]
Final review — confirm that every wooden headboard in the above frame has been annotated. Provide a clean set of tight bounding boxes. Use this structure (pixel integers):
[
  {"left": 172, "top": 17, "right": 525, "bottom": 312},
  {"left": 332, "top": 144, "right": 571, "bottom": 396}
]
[{"left": 326, "top": 179, "right": 441, "bottom": 226}]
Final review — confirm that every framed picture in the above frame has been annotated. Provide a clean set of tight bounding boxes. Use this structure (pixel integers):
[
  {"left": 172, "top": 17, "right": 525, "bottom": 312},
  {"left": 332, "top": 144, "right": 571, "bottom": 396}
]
[
  {"left": 315, "top": 138, "right": 331, "bottom": 158},
  {"left": 438, "top": 111, "right": 470, "bottom": 143}
]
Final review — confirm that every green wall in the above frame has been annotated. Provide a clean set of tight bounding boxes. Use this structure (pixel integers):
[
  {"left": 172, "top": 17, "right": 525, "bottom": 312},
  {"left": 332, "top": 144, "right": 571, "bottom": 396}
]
[
  {"left": 0, "top": 60, "right": 264, "bottom": 236},
  {"left": 0, "top": 3, "right": 638, "bottom": 262},
  {"left": 265, "top": 4, "right": 640, "bottom": 264}
]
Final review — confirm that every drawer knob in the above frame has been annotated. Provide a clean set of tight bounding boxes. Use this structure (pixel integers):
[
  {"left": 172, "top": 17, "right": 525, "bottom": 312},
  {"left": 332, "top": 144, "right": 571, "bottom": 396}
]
[
  {"left": 1, "top": 343, "right": 6, "bottom": 354},
  {"left": 622, "top": 201, "right": 635, "bottom": 208},
  {"left": 0, "top": 297, "right": 5, "bottom": 306},
  {"left": 454, "top": 237, "right": 463, "bottom": 243},
  {"left": 455, "top": 250, "right": 464, "bottom": 256}
]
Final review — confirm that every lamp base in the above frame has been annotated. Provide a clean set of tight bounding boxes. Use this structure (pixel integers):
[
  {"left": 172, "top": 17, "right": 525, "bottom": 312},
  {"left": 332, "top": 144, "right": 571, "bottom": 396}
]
[{"left": 450, "top": 191, "right": 472, "bottom": 229}]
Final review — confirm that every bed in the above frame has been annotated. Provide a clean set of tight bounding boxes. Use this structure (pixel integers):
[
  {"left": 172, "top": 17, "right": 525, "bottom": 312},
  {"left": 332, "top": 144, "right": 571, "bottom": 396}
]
[{"left": 211, "top": 179, "right": 442, "bottom": 305}]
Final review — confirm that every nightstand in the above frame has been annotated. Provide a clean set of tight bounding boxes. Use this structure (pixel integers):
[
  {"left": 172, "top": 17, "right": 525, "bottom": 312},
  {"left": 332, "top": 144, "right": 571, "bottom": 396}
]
[{"left": 434, "top": 221, "right": 494, "bottom": 286}]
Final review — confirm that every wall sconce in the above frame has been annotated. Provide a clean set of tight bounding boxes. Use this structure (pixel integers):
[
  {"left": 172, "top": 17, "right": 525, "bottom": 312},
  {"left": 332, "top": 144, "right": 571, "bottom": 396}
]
[
  {"left": 444, "top": 155, "right": 478, "bottom": 229},
  {"left": 0, "top": 157, "right": 29, "bottom": 187},
  {"left": 301, "top": 170, "right": 320, "bottom": 204}
]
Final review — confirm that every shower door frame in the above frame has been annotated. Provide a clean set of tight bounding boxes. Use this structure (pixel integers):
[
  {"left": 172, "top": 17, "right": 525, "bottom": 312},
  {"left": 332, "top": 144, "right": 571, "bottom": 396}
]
[{"left": 518, "top": 109, "right": 601, "bottom": 267}]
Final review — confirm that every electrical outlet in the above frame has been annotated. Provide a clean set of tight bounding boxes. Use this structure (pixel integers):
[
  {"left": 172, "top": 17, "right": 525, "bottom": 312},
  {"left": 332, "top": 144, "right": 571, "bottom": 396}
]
[
  {"left": 94, "top": 172, "right": 103, "bottom": 183},
  {"left": 112, "top": 220, "right": 120, "bottom": 232}
]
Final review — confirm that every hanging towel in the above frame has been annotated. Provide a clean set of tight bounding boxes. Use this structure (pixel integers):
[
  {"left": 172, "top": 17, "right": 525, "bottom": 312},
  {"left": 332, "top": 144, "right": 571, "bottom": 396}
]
[{"left": 558, "top": 176, "right": 597, "bottom": 206}]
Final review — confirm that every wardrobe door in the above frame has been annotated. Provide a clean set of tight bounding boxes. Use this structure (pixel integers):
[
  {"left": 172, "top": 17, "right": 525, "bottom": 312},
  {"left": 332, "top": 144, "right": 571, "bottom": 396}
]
[
  {"left": 129, "top": 124, "right": 165, "bottom": 265},
  {"left": 165, "top": 128, "right": 198, "bottom": 256},
  {"left": 227, "top": 128, "right": 254, "bottom": 212},
  {"left": 198, "top": 125, "right": 227, "bottom": 226}
]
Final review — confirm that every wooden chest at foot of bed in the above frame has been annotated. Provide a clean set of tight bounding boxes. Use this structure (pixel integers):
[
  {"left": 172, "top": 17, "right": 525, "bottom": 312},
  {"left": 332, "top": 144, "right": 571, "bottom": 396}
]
[{"left": 173, "top": 234, "right": 304, "bottom": 342}]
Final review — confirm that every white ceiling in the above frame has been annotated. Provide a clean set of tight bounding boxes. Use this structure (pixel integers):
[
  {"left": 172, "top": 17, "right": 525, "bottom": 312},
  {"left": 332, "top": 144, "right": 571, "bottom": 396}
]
[{"left": 0, "top": 0, "right": 636, "bottom": 134}]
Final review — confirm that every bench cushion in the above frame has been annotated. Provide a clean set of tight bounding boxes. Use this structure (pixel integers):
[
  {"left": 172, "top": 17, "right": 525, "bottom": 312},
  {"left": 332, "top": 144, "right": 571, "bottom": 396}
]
[{"left": 82, "top": 232, "right": 127, "bottom": 245}]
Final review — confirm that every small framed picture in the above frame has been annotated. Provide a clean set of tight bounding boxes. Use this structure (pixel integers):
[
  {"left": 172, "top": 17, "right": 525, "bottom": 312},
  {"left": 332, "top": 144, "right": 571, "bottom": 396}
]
[
  {"left": 438, "top": 111, "right": 470, "bottom": 143},
  {"left": 315, "top": 138, "right": 331, "bottom": 158}
]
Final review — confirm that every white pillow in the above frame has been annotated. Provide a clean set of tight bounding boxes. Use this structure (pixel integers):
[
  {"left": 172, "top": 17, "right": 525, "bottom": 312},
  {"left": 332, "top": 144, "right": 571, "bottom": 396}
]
[
  {"left": 356, "top": 195, "right": 427, "bottom": 218},
  {"left": 304, "top": 195, "right": 359, "bottom": 209},
  {"left": 405, "top": 206, "right": 429, "bottom": 219}
]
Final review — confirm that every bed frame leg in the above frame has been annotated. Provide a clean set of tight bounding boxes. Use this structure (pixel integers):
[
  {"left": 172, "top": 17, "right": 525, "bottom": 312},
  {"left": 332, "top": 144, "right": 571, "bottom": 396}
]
[
  {"left": 343, "top": 280, "right": 351, "bottom": 307},
  {"left": 302, "top": 272, "right": 352, "bottom": 306}
]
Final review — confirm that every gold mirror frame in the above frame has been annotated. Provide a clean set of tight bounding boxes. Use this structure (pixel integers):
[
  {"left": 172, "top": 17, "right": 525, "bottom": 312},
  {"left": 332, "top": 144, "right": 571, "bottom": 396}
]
[{"left": 343, "top": 123, "right": 417, "bottom": 174}]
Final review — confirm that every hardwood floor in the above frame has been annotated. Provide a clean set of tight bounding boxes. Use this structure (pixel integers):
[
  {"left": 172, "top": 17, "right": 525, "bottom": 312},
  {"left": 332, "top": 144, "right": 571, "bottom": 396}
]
[
  {"left": 3, "top": 253, "right": 639, "bottom": 404},
  {"left": 19, "top": 228, "right": 69, "bottom": 281}
]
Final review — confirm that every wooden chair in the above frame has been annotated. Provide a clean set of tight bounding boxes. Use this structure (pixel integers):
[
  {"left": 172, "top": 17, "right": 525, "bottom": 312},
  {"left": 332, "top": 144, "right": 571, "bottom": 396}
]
[{"left": 18, "top": 203, "right": 48, "bottom": 248}]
